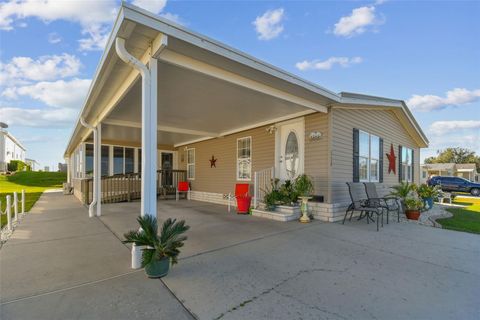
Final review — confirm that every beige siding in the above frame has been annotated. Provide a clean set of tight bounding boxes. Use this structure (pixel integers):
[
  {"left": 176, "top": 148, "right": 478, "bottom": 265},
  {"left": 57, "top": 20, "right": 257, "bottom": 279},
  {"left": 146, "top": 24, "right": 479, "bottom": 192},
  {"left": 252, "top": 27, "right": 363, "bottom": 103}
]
[
  {"left": 304, "top": 112, "right": 330, "bottom": 202},
  {"left": 176, "top": 125, "right": 275, "bottom": 194},
  {"left": 330, "top": 108, "right": 421, "bottom": 204}
]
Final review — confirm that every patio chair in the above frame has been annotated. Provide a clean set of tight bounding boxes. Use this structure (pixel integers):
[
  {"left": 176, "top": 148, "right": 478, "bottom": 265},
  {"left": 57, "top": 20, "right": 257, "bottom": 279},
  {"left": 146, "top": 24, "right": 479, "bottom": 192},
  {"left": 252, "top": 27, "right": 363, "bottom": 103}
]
[
  {"left": 363, "top": 182, "right": 401, "bottom": 223},
  {"left": 343, "top": 182, "right": 384, "bottom": 231},
  {"left": 176, "top": 181, "right": 190, "bottom": 201}
]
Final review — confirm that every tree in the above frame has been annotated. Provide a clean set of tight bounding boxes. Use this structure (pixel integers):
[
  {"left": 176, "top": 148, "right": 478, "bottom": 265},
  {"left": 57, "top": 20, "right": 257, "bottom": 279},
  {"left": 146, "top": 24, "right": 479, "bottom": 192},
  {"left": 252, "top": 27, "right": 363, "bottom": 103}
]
[{"left": 425, "top": 148, "right": 480, "bottom": 172}]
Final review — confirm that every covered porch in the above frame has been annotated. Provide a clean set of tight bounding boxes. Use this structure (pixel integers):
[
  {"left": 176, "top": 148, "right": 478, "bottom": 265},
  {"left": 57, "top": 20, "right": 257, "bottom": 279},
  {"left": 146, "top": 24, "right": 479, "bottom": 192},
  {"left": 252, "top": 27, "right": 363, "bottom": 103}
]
[{"left": 65, "top": 3, "right": 333, "bottom": 225}]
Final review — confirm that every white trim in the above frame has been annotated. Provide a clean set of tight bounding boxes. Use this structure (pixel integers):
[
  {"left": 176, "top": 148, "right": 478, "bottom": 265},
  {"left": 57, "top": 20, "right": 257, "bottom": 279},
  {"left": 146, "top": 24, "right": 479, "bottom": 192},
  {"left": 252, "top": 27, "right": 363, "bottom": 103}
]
[
  {"left": 103, "top": 119, "right": 220, "bottom": 137},
  {"left": 236, "top": 136, "right": 252, "bottom": 181}
]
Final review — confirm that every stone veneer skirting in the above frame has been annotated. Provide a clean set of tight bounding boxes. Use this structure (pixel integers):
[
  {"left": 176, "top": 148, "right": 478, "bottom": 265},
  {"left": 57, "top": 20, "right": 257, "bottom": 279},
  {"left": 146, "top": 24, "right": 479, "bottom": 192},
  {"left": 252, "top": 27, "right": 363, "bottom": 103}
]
[{"left": 189, "top": 190, "right": 350, "bottom": 222}]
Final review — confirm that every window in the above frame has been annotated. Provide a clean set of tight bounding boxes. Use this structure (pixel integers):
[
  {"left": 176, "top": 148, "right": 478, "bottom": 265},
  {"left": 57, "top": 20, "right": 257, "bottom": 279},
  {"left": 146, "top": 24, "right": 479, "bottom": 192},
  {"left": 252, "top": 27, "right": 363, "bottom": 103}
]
[
  {"left": 85, "top": 143, "right": 94, "bottom": 175},
  {"left": 125, "top": 148, "right": 134, "bottom": 174},
  {"left": 187, "top": 148, "right": 195, "bottom": 180},
  {"left": 359, "top": 131, "right": 380, "bottom": 182},
  {"left": 113, "top": 147, "right": 124, "bottom": 175},
  {"left": 101, "top": 146, "right": 110, "bottom": 176},
  {"left": 237, "top": 137, "right": 252, "bottom": 181},
  {"left": 401, "top": 147, "right": 413, "bottom": 182}
]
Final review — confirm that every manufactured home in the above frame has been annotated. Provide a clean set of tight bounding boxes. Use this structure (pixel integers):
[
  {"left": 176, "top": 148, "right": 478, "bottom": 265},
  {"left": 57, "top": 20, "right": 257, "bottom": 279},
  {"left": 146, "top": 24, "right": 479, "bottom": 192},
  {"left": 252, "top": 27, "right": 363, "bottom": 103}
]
[{"left": 64, "top": 3, "right": 428, "bottom": 222}]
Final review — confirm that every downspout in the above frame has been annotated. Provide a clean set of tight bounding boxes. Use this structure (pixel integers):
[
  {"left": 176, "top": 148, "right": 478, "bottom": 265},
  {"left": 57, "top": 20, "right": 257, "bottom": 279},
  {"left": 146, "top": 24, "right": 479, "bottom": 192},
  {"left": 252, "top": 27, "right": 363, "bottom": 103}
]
[
  {"left": 115, "top": 37, "right": 151, "bottom": 269},
  {"left": 80, "top": 117, "right": 97, "bottom": 218}
]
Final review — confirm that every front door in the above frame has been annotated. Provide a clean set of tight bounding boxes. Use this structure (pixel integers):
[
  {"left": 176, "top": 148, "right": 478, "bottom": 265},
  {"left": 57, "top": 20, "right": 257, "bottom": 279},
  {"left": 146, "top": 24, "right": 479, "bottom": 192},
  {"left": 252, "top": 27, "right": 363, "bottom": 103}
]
[
  {"left": 161, "top": 152, "right": 174, "bottom": 186},
  {"left": 277, "top": 119, "right": 305, "bottom": 181}
]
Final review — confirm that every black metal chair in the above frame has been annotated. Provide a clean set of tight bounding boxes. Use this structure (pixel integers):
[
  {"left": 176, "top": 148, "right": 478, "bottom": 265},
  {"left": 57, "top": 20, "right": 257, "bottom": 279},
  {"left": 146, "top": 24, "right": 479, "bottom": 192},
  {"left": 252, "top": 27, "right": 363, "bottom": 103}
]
[
  {"left": 363, "top": 182, "right": 401, "bottom": 223},
  {"left": 343, "top": 182, "right": 384, "bottom": 231}
]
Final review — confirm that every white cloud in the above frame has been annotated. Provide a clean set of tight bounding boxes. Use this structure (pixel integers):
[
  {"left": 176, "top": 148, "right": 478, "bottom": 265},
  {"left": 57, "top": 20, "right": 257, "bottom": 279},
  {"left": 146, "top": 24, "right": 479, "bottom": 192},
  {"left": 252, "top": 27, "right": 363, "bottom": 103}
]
[
  {"left": 160, "top": 12, "right": 185, "bottom": 25},
  {"left": 7, "top": 78, "right": 91, "bottom": 109},
  {"left": 253, "top": 8, "right": 285, "bottom": 40},
  {"left": 333, "top": 6, "right": 383, "bottom": 37},
  {"left": 132, "top": 0, "right": 167, "bottom": 14},
  {"left": 78, "top": 24, "right": 110, "bottom": 51},
  {"left": 48, "top": 32, "right": 62, "bottom": 44},
  {"left": 296, "top": 56, "right": 362, "bottom": 71},
  {"left": 0, "top": 106, "right": 78, "bottom": 127},
  {"left": 408, "top": 88, "right": 480, "bottom": 112},
  {"left": 429, "top": 120, "right": 480, "bottom": 135},
  {"left": 0, "top": 54, "right": 82, "bottom": 86}
]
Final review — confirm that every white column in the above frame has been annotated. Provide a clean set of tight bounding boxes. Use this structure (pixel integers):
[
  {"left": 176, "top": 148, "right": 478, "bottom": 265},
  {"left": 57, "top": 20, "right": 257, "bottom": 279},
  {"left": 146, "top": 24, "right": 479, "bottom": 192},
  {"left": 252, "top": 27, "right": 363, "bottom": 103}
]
[
  {"left": 96, "top": 123, "right": 102, "bottom": 217},
  {"left": 13, "top": 192, "right": 18, "bottom": 222},
  {"left": 21, "top": 190, "right": 25, "bottom": 214},
  {"left": 6, "top": 195, "right": 12, "bottom": 231},
  {"left": 141, "top": 57, "right": 158, "bottom": 219}
]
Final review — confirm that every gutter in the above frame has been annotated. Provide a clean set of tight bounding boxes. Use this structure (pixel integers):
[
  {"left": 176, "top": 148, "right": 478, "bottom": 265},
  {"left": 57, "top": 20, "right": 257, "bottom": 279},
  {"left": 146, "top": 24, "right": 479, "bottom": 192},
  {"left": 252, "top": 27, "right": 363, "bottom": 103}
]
[{"left": 79, "top": 117, "right": 97, "bottom": 218}]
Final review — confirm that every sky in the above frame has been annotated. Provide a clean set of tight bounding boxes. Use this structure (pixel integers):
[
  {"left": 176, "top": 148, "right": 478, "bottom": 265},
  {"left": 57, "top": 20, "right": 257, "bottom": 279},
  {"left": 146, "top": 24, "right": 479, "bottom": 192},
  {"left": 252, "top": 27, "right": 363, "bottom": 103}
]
[{"left": 0, "top": 0, "right": 479, "bottom": 170}]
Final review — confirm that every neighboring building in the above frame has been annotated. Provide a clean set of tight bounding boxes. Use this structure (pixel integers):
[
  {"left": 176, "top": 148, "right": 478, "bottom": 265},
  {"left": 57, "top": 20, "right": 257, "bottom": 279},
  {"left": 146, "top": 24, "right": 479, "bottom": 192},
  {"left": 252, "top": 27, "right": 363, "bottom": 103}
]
[
  {"left": 421, "top": 163, "right": 478, "bottom": 183},
  {"left": 44, "top": 166, "right": 50, "bottom": 172},
  {"left": 25, "top": 158, "right": 40, "bottom": 171},
  {"left": 0, "top": 122, "right": 26, "bottom": 172},
  {"left": 64, "top": 3, "right": 428, "bottom": 222},
  {"left": 58, "top": 163, "right": 68, "bottom": 173}
]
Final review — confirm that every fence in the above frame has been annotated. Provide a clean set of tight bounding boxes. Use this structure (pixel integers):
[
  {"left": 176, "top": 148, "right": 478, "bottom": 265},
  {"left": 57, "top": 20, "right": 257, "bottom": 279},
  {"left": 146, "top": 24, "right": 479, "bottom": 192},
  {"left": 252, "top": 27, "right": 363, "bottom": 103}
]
[
  {"left": 1, "top": 190, "right": 26, "bottom": 242},
  {"left": 253, "top": 167, "right": 275, "bottom": 208},
  {"left": 83, "top": 170, "right": 187, "bottom": 205}
]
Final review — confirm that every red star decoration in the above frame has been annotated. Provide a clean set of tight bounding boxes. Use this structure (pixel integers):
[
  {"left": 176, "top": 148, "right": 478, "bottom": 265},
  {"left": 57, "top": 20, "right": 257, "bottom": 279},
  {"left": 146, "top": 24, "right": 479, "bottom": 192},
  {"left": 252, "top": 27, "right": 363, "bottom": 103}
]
[
  {"left": 209, "top": 155, "right": 217, "bottom": 168},
  {"left": 386, "top": 144, "right": 396, "bottom": 174}
]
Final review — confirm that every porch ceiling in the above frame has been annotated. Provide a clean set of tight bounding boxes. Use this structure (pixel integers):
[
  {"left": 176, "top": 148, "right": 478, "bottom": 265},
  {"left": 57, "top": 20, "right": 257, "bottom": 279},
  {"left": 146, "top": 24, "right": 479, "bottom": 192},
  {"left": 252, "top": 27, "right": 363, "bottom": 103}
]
[{"left": 104, "top": 61, "right": 312, "bottom": 146}]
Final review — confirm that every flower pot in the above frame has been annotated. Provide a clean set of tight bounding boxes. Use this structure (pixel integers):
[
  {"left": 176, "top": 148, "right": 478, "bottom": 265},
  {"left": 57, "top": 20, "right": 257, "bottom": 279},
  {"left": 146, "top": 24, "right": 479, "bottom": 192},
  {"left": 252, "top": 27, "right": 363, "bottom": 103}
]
[
  {"left": 405, "top": 209, "right": 421, "bottom": 220},
  {"left": 423, "top": 197, "right": 433, "bottom": 210},
  {"left": 298, "top": 196, "right": 312, "bottom": 223},
  {"left": 145, "top": 257, "right": 170, "bottom": 278}
]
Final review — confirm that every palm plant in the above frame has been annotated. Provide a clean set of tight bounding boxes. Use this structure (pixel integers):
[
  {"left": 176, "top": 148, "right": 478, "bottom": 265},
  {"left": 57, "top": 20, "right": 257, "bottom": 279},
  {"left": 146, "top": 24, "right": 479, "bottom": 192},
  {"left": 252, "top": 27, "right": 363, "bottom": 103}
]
[
  {"left": 294, "top": 174, "right": 314, "bottom": 197},
  {"left": 390, "top": 182, "right": 416, "bottom": 200},
  {"left": 123, "top": 216, "right": 190, "bottom": 267}
]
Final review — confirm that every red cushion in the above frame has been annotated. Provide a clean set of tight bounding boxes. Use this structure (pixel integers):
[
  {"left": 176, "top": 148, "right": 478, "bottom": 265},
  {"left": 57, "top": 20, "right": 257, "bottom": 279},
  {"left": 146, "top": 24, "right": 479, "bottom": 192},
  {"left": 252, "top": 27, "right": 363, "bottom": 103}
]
[
  {"left": 235, "top": 183, "right": 250, "bottom": 197},
  {"left": 178, "top": 181, "right": 189, "bottom": 192}
]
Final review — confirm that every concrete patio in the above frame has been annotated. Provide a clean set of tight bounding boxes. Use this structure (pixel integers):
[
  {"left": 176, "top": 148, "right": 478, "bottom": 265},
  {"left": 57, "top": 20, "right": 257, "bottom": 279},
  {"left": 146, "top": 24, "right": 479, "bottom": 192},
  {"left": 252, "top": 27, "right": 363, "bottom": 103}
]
[{"left": 1, "top": 191, "right": 480, "bottom": 319}]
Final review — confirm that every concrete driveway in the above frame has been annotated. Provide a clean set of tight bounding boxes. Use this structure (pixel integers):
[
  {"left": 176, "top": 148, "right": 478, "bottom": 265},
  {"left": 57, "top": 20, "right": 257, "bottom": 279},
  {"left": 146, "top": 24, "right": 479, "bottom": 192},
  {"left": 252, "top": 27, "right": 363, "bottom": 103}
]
[{"left": 1, "top": 192, "right": 479, "bottom": 319}]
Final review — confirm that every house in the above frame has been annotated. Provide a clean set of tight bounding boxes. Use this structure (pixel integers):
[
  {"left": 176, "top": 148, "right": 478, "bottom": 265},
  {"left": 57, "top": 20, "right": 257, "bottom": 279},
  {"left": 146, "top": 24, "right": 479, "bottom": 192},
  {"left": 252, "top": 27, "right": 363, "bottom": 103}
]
[
  {"left": 421, "top": 163, "right": 478, "bottom": 183},
  {"left": 0, "top": 122, "right": 26, "bottom": 172},
  {"left": 25, "top": 158, "right": 40, "bottom": 171},
  {"left": 64, "top": 3, "right": 428, "bottom": 222}
]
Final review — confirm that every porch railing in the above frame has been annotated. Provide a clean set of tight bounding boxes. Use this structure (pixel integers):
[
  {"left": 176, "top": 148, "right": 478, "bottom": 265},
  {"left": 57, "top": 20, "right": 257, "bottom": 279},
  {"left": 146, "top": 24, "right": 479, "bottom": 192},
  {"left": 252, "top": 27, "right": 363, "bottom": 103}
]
[
  {"left": 83, "top": 170, "right": 187, "bottom": 205},
  {"left": 253, "top": 167, "right": 275, "bottom": 208}
]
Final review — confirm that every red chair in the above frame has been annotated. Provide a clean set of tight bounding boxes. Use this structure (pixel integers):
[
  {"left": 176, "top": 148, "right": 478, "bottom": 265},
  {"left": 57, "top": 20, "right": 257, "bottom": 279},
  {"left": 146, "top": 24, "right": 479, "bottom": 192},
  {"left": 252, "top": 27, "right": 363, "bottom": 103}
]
[
  {"left": 235, "top": 183, "right": 252, "bottom": 214},
  {"left": 176, "top": 181, "right": 190, "bottom": 201}
]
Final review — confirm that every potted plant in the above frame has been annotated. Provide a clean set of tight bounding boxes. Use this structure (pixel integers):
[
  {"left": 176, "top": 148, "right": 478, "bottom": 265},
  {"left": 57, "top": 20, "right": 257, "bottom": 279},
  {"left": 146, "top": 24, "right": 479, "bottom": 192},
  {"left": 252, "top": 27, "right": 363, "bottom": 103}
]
[
  {"left": 403, "top": 197, "right": 424, "bottom": 220},
  {"left": 123, "top": 215, "right": 190, "bottom": 278},
  {"left": 294, "top": 174, "right": 314, "bottom": 223},
  {"left": 262, "top": 179, "right": 282, "bottom": 211},
  {"left": 417, "top": 184, "right": 440, "bottom": 210}
]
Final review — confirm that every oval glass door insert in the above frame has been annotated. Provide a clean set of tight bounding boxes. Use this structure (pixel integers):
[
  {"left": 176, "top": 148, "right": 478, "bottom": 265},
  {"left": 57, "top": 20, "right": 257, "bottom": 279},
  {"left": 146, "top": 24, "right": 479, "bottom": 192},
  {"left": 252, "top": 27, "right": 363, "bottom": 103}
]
[{"left": 285, "top": 131, "right": 299, "bottom": 179}]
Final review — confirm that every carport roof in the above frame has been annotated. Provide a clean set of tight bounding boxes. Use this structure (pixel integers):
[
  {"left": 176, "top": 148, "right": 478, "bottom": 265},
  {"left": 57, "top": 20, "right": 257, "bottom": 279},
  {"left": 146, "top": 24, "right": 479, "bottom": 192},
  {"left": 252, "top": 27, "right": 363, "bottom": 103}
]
[{"left": 64, "top": 3, "right": 428, "bottom": 157}]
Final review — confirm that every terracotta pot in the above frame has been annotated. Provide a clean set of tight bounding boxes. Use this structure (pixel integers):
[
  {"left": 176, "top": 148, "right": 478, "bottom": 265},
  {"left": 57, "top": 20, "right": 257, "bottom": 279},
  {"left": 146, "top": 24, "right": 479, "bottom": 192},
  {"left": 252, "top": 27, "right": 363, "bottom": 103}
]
[{"left": 405, "top": 209, "right": 421, "bottom": 220}]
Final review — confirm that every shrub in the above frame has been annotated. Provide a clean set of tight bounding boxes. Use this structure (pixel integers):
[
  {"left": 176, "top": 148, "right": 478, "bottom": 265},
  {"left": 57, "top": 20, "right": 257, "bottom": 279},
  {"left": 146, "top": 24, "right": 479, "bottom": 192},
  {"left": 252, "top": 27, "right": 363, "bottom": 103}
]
[{"left": 7, "top": 160, "right": 27, "bottom": 172}]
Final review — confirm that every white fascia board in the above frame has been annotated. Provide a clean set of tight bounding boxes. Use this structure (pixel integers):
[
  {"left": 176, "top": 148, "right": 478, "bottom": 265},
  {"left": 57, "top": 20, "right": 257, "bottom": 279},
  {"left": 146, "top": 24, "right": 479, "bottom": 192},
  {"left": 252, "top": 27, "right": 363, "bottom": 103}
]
[
  {"left": 103, "top": 119, "right": 220, "bottom": 137},
  {"left": 63, "top": 7, "right": 126, "bottom": 158},
  {"left": 121, "top": 3, "right": 340, "bottom": 102}
]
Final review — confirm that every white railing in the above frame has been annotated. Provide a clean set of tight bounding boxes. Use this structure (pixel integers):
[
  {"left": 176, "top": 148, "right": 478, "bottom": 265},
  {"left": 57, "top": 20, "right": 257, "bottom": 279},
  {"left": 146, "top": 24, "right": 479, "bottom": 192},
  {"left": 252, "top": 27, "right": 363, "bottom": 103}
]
[
  {"left": 253, "top": 167, "right": 275, "bottom": 209},
  {"left": 1, "top": 190, "right": 26, "bottom": 243}
]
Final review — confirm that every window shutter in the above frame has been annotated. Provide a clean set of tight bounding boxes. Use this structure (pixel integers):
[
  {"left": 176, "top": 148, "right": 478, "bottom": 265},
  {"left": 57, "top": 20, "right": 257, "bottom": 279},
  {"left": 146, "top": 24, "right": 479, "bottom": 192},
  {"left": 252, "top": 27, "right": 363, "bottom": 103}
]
[
  {"left": 379, "top": 138, "right": 384, "bottom": 183},
  {"left": 411, "top": 149, "right": 414, "bottom": 183},
  {"left": 353, "top": 128, "right": 359, "bottom": 182},
  {"left": 398, "top": 145, "right": 403, "bottom": 182}
]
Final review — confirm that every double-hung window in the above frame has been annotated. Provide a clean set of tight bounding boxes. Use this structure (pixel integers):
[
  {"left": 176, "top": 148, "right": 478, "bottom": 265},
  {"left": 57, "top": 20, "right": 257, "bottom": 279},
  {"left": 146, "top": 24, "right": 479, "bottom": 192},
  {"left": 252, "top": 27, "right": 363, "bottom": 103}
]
[
  {"left": 237, "top": 137, "right": 252, "bottom": 181},
  {"left": 187, "top": 148, "right": 195, "bottom": 180},
  {"left": 401, "top": 147, "right": 413, "bottom": 182},
  {"left": 359, "top": 130, "right": 380, "bottom": 182}
]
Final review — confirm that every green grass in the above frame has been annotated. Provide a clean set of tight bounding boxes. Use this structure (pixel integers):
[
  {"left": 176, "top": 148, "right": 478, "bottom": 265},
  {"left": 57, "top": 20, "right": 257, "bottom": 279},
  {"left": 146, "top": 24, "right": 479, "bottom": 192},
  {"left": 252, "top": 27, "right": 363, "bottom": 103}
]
[
  {"left": 1, "top": 171, "right": 66, "bottom": 227},
  {"left": 436, "top": 197, "right": 480, "bottom": 234}
]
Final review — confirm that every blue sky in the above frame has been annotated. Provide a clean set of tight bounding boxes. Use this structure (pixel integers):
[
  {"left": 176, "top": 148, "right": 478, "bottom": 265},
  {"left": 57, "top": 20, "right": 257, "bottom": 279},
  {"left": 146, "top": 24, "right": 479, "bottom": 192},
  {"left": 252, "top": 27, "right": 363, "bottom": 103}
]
[{"left": 1, "top": 0, "right": 479, "bottom": 169}]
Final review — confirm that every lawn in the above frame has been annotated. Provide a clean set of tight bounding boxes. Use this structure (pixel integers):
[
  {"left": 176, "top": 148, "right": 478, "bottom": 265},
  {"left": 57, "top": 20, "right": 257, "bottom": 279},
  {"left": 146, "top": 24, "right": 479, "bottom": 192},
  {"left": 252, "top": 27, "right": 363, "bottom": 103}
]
[
  {"left": 436, "top": 197, "right": 480, "bottom": 234},
  {"left": 1, "top": 171, "right": 66, "bottom": 227}
]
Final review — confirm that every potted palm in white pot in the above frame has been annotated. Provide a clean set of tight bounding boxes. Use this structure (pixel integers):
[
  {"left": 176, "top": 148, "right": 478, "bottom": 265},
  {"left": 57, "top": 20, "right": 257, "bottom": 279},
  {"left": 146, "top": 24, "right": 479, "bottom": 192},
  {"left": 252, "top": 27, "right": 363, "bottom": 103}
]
[
  {"left": 123, "top": 216, "right": 190, "bottom": 278},
  {"left": 294, "top": 174, "right": 315, "bottom": 223}
]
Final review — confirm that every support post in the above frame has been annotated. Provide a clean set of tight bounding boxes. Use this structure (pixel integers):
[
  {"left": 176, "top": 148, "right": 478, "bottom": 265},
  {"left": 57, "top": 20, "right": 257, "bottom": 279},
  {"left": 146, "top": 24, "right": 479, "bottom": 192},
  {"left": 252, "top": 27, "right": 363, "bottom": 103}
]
[
  {"left": 96, "top": 123, "right": 102, "bottom": 217},
  {"left": 21, "top": 190, "right": 25, "bottom": 214},
  {"left": 253, "top": 172, "right": 258, "bottom": 209},
  {"left": 13, "top": 192, "right": 18, "bottom": 222},
  {"left": 6, "top": 195, "right": 12, "bottom": 231}
]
